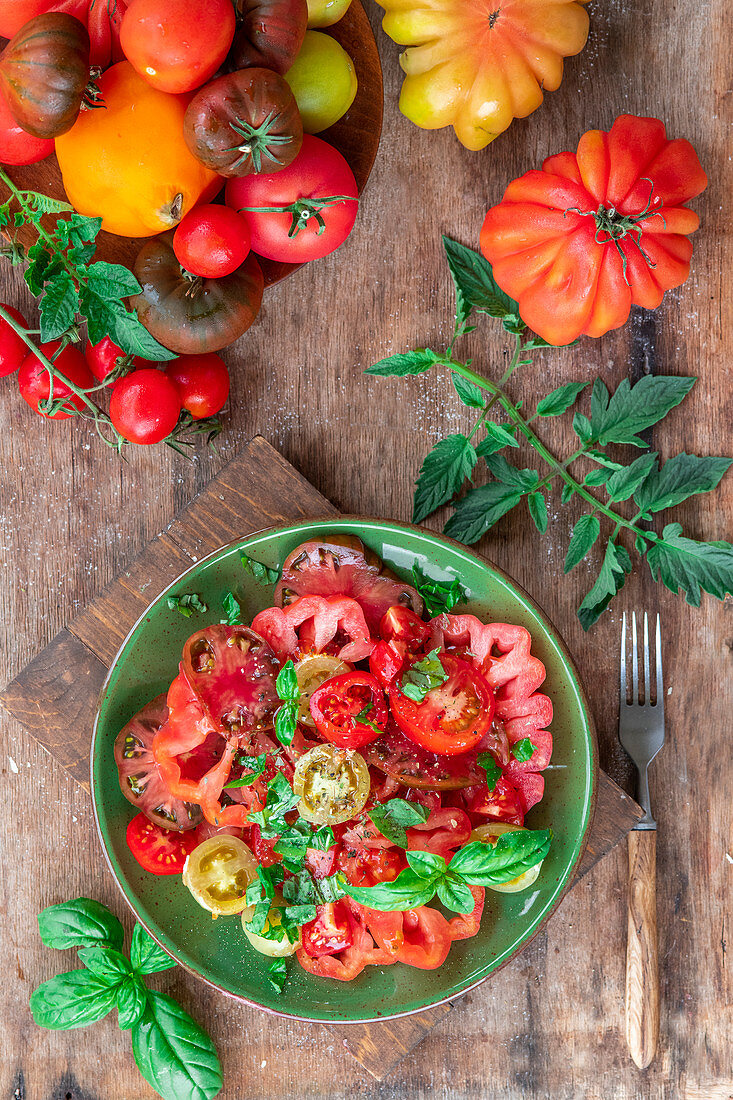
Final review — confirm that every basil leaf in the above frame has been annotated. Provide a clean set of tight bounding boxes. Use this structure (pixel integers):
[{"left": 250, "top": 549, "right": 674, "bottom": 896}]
[
  {"left": 274, "top": 701, "right": 298, "bottom": 747},
  {"left": 400, "top": 648, "right": 448, "bottom": 703},
  {"left": 248, "top": 899, "right": 272, "bottom": 936},
  {"left": 511, "top": 738, "right": 537, "bottom": 763},
  {"left": 167, "top": 593, "right": 208, "bottom": 618},
  {"left": 413, "top": 433, "right": 478, "bottom": 524},
  {"left": 366, "top": 348, "right": 439, "bottom": 377},
  {"left": 283, "top": 903, "right": 317, "bottom": 925},
  {"left": 406, "top": 849, "right": 447, "bottom": 879},
  {"left": 369, "top": 798, "right": 430, "bottom": 848},
  {"left": 344, "top": 868, "right": 438, "bottom": 911},
  {"left": 309, "top": 825, "right": 336, "bottom": 851},
  {"left": 267, "top": 957, "right": 288, "bottom": 994},
  {"left": 411, "top": 562, "right": 468, "bottom": 616},
  {"left": 221, "top": 591, "right": 241, "bottom": 625},
  {"left": 223, "top": 753, "right": 267, "bottom": 789},
  {"left": 449, "top": 831, "right": 551, "bottom": 885},
  {"left": 240, "top": 552, "right": 280, "bottom": 585},
  {"left": 444, "top": 482, "right": 524, "bottom": 544},
  {"left": 477, "top": 752, "right": 501, "bottom": 793},
  {"left": 130, "top": 923, "right": 176, "bottom": 975},
  {"left": 564, "top": 514, "right": 601, "bottom": 574},
  {"left": 646, "top": 523, "right": 733, "bottom": 607},
  {"left": 436, "top": 878, "right": 476, "bottom": 914},
  {"left": 634, "top": 453, "right": 732, "bottom": 514},
  {"left": 30, "top": 970, "right": 120, "bottom": 1030},
  {"left": 77, "top": 946, "right": 132, "bottom": 983},
  {"left": 276, "top": 660, "right": 299, "bottom": 702},
  {"left": 116, "top": 976, "right": 148, "bottom": 1030},
  {"left": 38, "top": 897, "right": 124, "bottom": 951},
  {"left": 131, "top": 991, "right": 222, "bottom": 1100},
  {"left": 536, "top": 382, "right": 588, "bottom": 418},
  {"left": 577, "top": 539, "right": 632, "bottom": 630}
]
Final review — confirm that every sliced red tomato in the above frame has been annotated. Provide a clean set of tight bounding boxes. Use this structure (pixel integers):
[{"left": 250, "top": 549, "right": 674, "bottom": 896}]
[
  {"left": 304, "top": 843, "right": 337, "bottom": 879},
  {"left": 369, "top": 638, "right": 407, "bottom": 689},
  {"left": 274, "top": 536, "right": 423, "bottom": 632},
  {"left": 459, "top": 775, "right": 526, "bottom": 826},
  {"left": 301, "top": 901, "right": 353, "bottom": 957},
  {"left": 389, "top": 655, "right": 495, "bottom": 755},
  {"left": 251, "top": 824, "right": 282, "bottom": 867},
  {"left": 296, "top": 902, "right": 392, "bottom": 980},
  {"left": 405, "top": 787, "right": 442, "bottom": 815},
  {"left": 336, "top": 844, "right": 406, "bottom": 887},
  {"left": 388, "top": 906, "right": 452, "bottom": 970},
  {"left": 309, "top": 671, "right": 387, "bottom": 749},
  {"left": 511, "top": 771, "right": 545, "bottom": 814},
  {"left": 252, "top": 594, "right": 374, "bottom": 663},
  {"left": 125, "top": 812, "right": 199, "bottom": 875},
  {"left": 447, "top": 885, "right": 485, "bottom": 941},
  {"left": 406, "top": 807, "right": 472, "bottom": 859},
  {"left": 366, "top": 726, "right": 485, "bottom": 790},
  {"left": 181, "top": 624, "right": 280, "bottom": 736},
  {"left": 379, "top": 605, "right": 430, "bottom": 649}
]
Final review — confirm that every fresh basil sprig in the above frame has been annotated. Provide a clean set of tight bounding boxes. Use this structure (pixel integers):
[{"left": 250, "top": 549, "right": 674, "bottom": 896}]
[
  {"left": 400, "top": 648, "right": 448, "bottom": 703},
  {"left": 167, "top": 593, "right": 208, "bottom": 618},
  {"left": 344, "top": 830, "right": 551, "bottom": 914},
  {"left": 29, "top": 898, "right": 222, "bottom": 1100},
  {"left": 366, "top": 235, "right": 733, "bottom": 628},
  {"left": 274, "top": 660, "right": 300, "bottom": 746},
  {"left": 411, "top": 562, "right": 468, "bottom": 616},
  {"left": 368, "top": 798, "right": 430, "bottom": 848}
]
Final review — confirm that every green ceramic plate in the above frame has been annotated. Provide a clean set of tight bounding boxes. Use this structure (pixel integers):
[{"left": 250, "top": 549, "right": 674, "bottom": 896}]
[{"left": 91, "top": 518, "right": 597, "bottom": 1023}]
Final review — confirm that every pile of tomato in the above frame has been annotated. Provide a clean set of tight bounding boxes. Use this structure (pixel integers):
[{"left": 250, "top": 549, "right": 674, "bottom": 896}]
[{"left": 115, "top": 535, "right": 554, "bottom": 981}]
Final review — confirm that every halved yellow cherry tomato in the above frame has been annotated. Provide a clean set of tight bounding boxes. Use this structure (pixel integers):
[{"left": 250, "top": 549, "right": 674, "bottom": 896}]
[
  {"left": 294, "top": 654, "right": 350, "bottom": 727},
  {"left": 293, "top": 743, "right": 369, "bottom": 824},
  {"left": 241, "top": 890, "right": 301, "bottom": 956},
  {"left": 182, "top": 835, "right": 257, "bottom": 916},
  {"left": 469, "top": 823, "right": 543, "bottom": 894},
  {"left": 306, "top": 0, "right": 352, "bottom": 27}
]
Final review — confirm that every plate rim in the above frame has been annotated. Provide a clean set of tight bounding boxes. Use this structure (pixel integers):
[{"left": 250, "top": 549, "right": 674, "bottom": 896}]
[{"left": 90, "top": 514, "right": 598, "bottom": 1024}]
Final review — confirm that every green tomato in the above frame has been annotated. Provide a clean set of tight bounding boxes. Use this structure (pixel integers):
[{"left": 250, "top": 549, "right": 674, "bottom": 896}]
[
  {"left": 284, "top": 31, "right": 357, "bottom": 134},
  {"left": 306, "top": 0, "right": 352, "bottom": 27}
]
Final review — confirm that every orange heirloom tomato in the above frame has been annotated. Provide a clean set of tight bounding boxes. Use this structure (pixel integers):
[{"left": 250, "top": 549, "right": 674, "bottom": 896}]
[
  {"left": 375, "top": 0, "right": 589, "bottom": 150},
  {"left": 55, "top": 61, "right": 220, "bottom": 238},
  {"left": 480, "top": 115, "right": 708, "bottom": 346}
]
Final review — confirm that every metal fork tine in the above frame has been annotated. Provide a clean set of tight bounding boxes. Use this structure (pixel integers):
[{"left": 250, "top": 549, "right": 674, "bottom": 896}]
[
  {"left": 655, "top": 613, "right": 663, "bottom": 708},
  {"left": 632, "top": 612, "right": 639, "bottom": 702},
  {"left": 621, "top": 611, "right": 627, "bottom": 702},
  {"left": 643, "top": 612, "right": 650, "bottom": 706}
]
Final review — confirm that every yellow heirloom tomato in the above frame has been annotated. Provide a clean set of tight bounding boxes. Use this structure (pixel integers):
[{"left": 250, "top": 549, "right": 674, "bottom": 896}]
[{"left": 376, "top": 0, "right": 590, "bottom": 150}]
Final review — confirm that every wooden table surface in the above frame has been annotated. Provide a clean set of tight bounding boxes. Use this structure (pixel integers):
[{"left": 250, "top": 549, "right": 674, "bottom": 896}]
[{"left": 1, "top": 1, "right": 731, "bottom": 1098}]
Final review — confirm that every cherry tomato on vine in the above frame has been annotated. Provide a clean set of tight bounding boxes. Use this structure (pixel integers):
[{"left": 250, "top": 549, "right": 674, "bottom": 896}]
[
  {"left": 309, "top": 670, "right": 387, "bottom": 749},
  {"left": 109, "top": 368, "right": 181, "bottom": 444},
  {"left": 0, "top": 303, "right": 30, "bottom": 377},
  {"left": 18, "top": 341, "right": 93, "bottom": 419},
  {"left": 173, "top": 206, "right": 251, "bottom": 279},
  {"left": 0, "top": 88, "right": 54, "bottom": 165},
  {"left": 164, "top": 353, "right": 230, "bottom": 419},
  {"left": 120, "top": 0, "right": 235, "bottom": 94},
  {"left": 225, "top": 134, "right": 358, "bottom": 263},
  {"left": 85, "top": 335, "right": 141, "bottom": 382}
]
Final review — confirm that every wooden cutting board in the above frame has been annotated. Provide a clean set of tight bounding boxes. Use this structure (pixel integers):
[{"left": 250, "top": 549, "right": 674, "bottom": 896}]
[{"left": 0, "top": 436, "right": 643, "bottom": 1081}]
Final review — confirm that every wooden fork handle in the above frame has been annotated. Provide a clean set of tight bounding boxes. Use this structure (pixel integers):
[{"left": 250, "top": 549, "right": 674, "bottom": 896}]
[{"left": 625, "top": 829, "right": 659, "bottom": 1069}]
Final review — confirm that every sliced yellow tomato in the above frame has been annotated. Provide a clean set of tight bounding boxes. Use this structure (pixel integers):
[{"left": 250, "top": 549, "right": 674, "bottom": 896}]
[
  {"left": 182, "top": 835, "right": 257, "bottom": 916},
  {"left": 375, "top": 0, "right": 590, "bottom": 150},
  {"left": 293, "top": 743, "right": 369, "bottom": 824},
  {"left": 241, "top": 891, "right": 301, "bottom": 956},
  {"left": 470, "top": 822, "right": 543, "bottom": 893}
]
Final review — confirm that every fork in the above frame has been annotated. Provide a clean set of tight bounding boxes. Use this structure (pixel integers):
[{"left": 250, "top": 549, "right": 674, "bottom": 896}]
[{"left": 619, "top": 611, "right": 664, "bottom": 1069}]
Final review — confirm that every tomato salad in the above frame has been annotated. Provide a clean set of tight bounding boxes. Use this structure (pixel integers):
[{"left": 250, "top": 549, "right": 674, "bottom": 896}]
[{"left": 115, "top": 536, "right": 554, "bottom": 988}]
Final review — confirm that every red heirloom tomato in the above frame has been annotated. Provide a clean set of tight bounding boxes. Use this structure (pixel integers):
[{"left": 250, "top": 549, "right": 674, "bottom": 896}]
[
  {"left": 0, "top": 88, "right": 54, "bottom": 164},
  {"left": 0, "top": 303, "right": 29, "bottom": 377},
  {"left": 389, "top": 655, "right": 495, "bottom": 755},
  {"left": 309, "top": 671, "right": 387, "bottom": 749},
  {"left": 85, "top": 335, "right": 141, "bottom": 381},
  {"left": 126, "top": 812, "right": 200, "bottom": 874},
  {"left": 173, "top": 206, "right": 251, "bottom": 279},
  {"left": 226, "top": 134, "right": 359, "bottom": 263},
  {"left": 301, "top": 901, "right": 353, "bottom": 957},
  {"left": 227, "top": 0, "right": 308, "bottom": 75},
  {"left": 0, "top": 0, "right": 127, "bottom": 67},
  {"left": 380, "top": 606, "right": 430, "bottom": 650},
  {"left": 18, "top": 341, "right": 93, "bottom": 418},
  {"left": 164, "top": 353, "right": 230, "bottom": 418},
  {"left": 366, "top": 726, "right": 485, "bottom": 789},
  {"left": 480, "top": 115, "right": 708, "bottom": 346},
  {"left": 120, "top": 0, "right": 235, "bottom": 93},
  {"left": 109, "top": 368, "right": 181, "bottom": 444}
]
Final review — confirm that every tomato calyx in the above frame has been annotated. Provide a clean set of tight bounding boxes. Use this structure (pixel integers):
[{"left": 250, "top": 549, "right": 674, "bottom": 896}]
[
  {"left": 237, "top": 193, "right": 358, "bottom": 238},
  {"left": 227, "top": 111, "right": 297, "bottom": 174},
  {"left": 567, "top": 177, "right": 665, "bottom": 282},
  {"left": 80, "top": 67, "right": 106, "bottom": 112}
]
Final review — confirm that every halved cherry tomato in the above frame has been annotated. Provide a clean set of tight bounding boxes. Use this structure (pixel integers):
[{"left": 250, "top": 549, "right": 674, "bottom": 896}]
[
  {"left": 309, "top": 671, "right": 387, "bottom": 749},
  {"left": 460, "top": 775, "right": 526, "bottom": 826},
  {"left": 379, "top": 605, "right": 430, "bottom": 651},
  {"left": 126, "top": 812, "right": 200, "bottom": 875},
  {"left": 301, "top": 901, "right": 353, "bottom": 957},
  {"left": 294, "top": 654, "right": 350, "bottom": 726},
  {"left": 293, "top": 743, "right": 370, "bottom": 824},
  {"left": 389, "top": 655, "right": 495, "bottom": 755}
]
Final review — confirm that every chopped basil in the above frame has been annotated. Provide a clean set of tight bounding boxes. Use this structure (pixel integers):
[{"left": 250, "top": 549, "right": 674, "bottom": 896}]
[
  {"left": 221, "top": 590, "right": 241, "bottom": 625},
  {"left": 411, "top": 562, "right": 468, "bottom": 617},
  {"left": 399, "top": 648, "right": 448, "bottom": 703},
  {"left": 223, "top": 753, "right": 266, "bottom": 789},
  {"left": 266, "top": 958, "right": 288, "bottom": 994},
  {"left": 240, "top": 552, "right": 280, "bottom": 585},
  {"left": 512, "top": 738, "right": 537, "bottom": 763},
  {"left": 166, "top": 592, "right": 208, "bottom": 618},
  {"left": 477, "top": 751, "right": 502, "bottom": 793},
  {"left": 368, "top": 798, "right": 430, "bottom": 848}
]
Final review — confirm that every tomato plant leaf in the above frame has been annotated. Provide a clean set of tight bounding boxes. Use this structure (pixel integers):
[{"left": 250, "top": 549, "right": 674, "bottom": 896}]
[
  {"left": 39, "top": 270, "right": 79, "bottom": 341},
  {"left": 111, "top": 302, "right": 177, "bottom": 361},
  {"left": 30, "top": 970, "right": 120, "bottom": 1030},
  {"left": 442, "top": 236, "right": 521, "bottom": 327},
  {"left": 483, "top": 454, "right": 539, "bottom": 492},
  {"left": 604, "top": 453, "right": 659, "bottom": 502},
  {"left": 476, "top": 422, "right": 519, "bottom": 454},
  {"left": 577, "top": 539, "right": 633, "bottom": 630},
  {"left": 564, "top": 514, "right": 601, "bottom": 573},
  {"left": 634, "top": 454, "right": 732, "bottom": 514},
  {"left": 366, "top": 348, "right": 439, "bottom": 377},
  {"left": 85, "top": 260, "right": 142, "bottom": 300},
  {"left": 536, "top": 381, "right": 588, "bottom": 418},
  {"left": 130, "top": 923, "right": 176, "bottom": 975},
  {"left": 412, "top": 433, "right": 477, "bottom": 523},
  {"left": 116, "top": 976, "right": 148, "bottom": 1030},
  {"left": 452, "top": 373, "right": 484, "bottom": 408},
  {"left": 38, "top": 898, "right": 124, "bottom": 951},
  {"left": 572, "top": 411, "right": 593, "bottom": 443},
  {"left": 528, "top": 492, "right": 548, "bottom": 533},
  {"left": 131, "top": 990, "right": 223, "bottom": 1100},
  {"left": 444, "top": 482, "right": 524, "bottom": 544},
  {"left": 584, "top": 468, "right": 612, "bottom": 487},
  {"left": 646, "top": 523, "right": 733, "bottom": 606},
  {"left": 589, "top": 375, "right": 696, "bottom": 447}
]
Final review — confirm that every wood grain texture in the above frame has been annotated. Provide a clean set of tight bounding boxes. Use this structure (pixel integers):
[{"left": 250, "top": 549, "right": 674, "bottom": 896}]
[
  {"left": 626, "top": 830, "right": 660, "bottom": 1070},
  {"left": 1, "top": 0, "right": 732, "bottom": 1094}
]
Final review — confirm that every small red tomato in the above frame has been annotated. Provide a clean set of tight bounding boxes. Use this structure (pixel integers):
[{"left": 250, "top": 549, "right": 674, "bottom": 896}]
[
  {"left": 0, "top": 88, "right": 54, "bottom": 165},
  {"left": 110, "top": 368, "right": 182, "bottom": 444},
  {"left": 85, "top": 336, "right": 142, "bottom": 382},
  {"left": 173, "top": 205, "right": 251, "bottom": 279},
  {"left": 0, "top": 303, "right": 30, "bottom": 377},
  {"left": 120, "top": 0, "right": 235, "bottom": 93},
  {"left": 164, "top": 352, "right": 230, "bottom": 419},
  {"left": 18, "top": 341, "right": 93, "bottom": 419}
]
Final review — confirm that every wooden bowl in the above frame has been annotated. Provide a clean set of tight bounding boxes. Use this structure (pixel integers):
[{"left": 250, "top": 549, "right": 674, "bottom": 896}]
[{"left": 0, "top": 0, "right": 383, "bottom": 287}]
